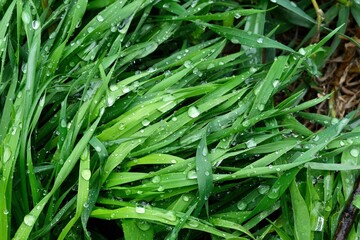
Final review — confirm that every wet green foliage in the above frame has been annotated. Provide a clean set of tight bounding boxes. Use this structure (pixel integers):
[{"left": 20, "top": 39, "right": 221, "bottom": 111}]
[{"left": 0, "top": 0, "right": 359, "bottom": 239}]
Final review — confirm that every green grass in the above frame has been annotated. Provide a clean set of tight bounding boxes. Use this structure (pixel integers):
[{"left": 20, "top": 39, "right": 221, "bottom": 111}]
[{"left": 1, "top": 0, "right": 360, "bottom": 239}]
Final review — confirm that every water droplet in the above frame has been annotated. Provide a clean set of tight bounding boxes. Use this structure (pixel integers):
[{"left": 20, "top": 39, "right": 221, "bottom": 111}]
[
  {"left": 81, "top": 169, "right": 91, "bottom": 181},
  {"left": 339, "top": 140, "right": 345, "bottom": 146},
  {"left": 165, "top": 211, "right": 177, "bottom": 222},
  {"left": 151, "top": 176, "right": 161, "bottom": 183},
  {"left": 207, "top": 63, "right": 215, "bottom": 69},
  {"left": 147, "top": 67, "right": 157, "bottom": 73},
  {"left": 245, "top": 139, "right": 257, "bottom": 148},
  {"left": 268, "top": 186, "right": 280, "bottom": 199},
  {"left": 83, "top": 202, "right": 89, "bottom": 208},
  {"left": 242, "top": 120, "right": 250, "bottom": 127},
  {"left": 204, "top": 171, "right": 210, "bottom": 176},
  {"left": 258, "top": 104, "right": 265, "bottom": 111},
  {"left": 32, "top": 20, "right": 40, "bottom": 30},
  {"left": 270, "top": 0, "right": 277, "bottom": 2},
  {"left": 96, "top": 15, "right": 104, "bottom": 22},
  {"left": 136, "top": 220, "right": 151, "bottom": 231},
  {"left": 135, "top": 203, "right": 146, "bottom": 214},
  {"left": 172, "top": 116, "right": 177, "bottom": 121},
  {"left": 290, "top": 1, "right": 297, "bottom": 7},
  {"left": 234, "top": 13, "right": 241, "bottom": 19},
  {"left": 272, "top": 80, "right": 280, "bottom": 88},
  {"left": 118, "top": 123, "right": 125, "bottom": 130},
  {"left": 182, "top": 195, "right": 190, "bottom": 202},
  {"left": 60, "top": 119, "right": 67, "bottom": 128},
  {"left": 24, "top": 214, "right": 36, "bottom": 226},
  {"left": 258, "top": 185, "right": 270, "bottom": 195},
  {"left": 163, "top": 3, "right": 170, "bottom": 8},
  {"left": 122, "top": 86, "right": 130, "bottom": 93},
  {"left": 142, "top": 119, "right": 150, "bottom": 127},
  {"left": 187, "top": 170, "right": 197, "bottom": 179},
  {"left": 87, "top": 27, "right": 94, "bottom": 33},
  {"left": 331, "top": 118, "right": 339, "bottom": 125},
  {"left": 249, "top": 67, "right": 257, "bottom": 73},
  {"left": 3, "top": 209, "right": 9, "bottom": 215},
  {"left": 107, "top": 95, "right": 115, "bottom": 107},
  {"left": 95, "top": 146, "right": 101, "bottom": 152},
  {"left": 157, "top": 185, "right": 165, "bottom": 191},
  {"left": 350, "top": 148, "right": 359, "bottom": 157},
  {"left": 188, "top": 106, "right": 200, "bottom": 118},
  {"left": 298, "top": 48, "right": 306, "bottom": 56},
  {"left": 171, "top": 159, "right": 177, "bottom": 164},
  {"left": 184, "top": 60, "right": 192, "bottom": 68},
  {"left": 314, "top": 216, "right": 324, "bottom": 231},
  {"left": 237, "top": 201, "right": 247, "bottom": 210},
  {"left": 313, "top": 135, "right": 319, "bottom": 142},
  {"left": 3, "top": 145, "right": 11, "bottom": 163},
  {"left": 110, "top": 84, "right": 118, "bottom": 91},
  {"left": 202, "top": 147, "right": 208, "bottom": 157},
  {"left": 22, "top": 12, "right": 31, "bottom": 24},
  {"left": 39, "top": 96, "right": 45, "bottom": 107},
  {"left": 21, "top": 63, "right": 27, "bottom": 73},
  {"left": 188, "top": 220, "right": 199, "bottom": 227},
  {"left": 256, "top": 38, "right": 264, "bottom": 44}
]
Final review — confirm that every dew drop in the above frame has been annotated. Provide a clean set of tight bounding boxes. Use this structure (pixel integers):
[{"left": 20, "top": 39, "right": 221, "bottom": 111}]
[
  {"left": 118, "top": 123, "right": 125, "bottom": 130},
  {"left": 298, "top": 48, "right": 306, "bottom": 56},
  {"left": 32, "top": 20, "right": 40, "bottom": 30},
  {"left": 245, "top": 139, "right": 257, "bottom": 148},
  {"left": 270, "top": 0, "right": 277, "bottom": 2},
  {"left": 258, "top": 185, "right": 270, "bottom": 195},
  {"left": 331, "top": 118, "right": 339, "bottom": 125},
  {"left": 109, "top": 84, "right": 118, "bottom": 91},
  {"left": 22, "top": 12, "right": 31, "bottom": 24},
  {"left": 135, "top": 203, "right": 146, "bottom": 214},
  {"left": 249, "top": 67, "right": 257, "bottom": 73},
  {"left": 350, "top": 148, "right": 359, "bottom": 157},
  {"left": 188, "top": 220, "right": 199, "bottom": 227},
  {"left": 256, "top": 38, "right": 264, "bottom": 44},
  {"left": 60, "top": 119, "right": 67, "bottom": 128},
  {"left": 122, "top": 86, "right": 130, "bottom": 93},
  {"left": 234, "top": 13, "right": 241, "bottom": 19},
  {"left": 95, "top": 146, "right": 101, "bottom": 152},
  {"left": 157, "top": 185, "right": 165, "bottom": 191},
  {"left": 242, "top": 120, "right": 250, "bottom": 127},
  {"left": 96, "top": 15, "right": 104, "bottom": 22},
  {"left": 188, "top": 106, "right": 200, "bottom": 118},
  {"left": 24, "top": 214, "right": 36, "bottom": 226},
  {"left": 237, "top": 201, "right": 247, "bottom": 210},
  {"left": 258, "top": 104, "right": 265, "bottom": 111},
  {"left": 187, "top": 170, "right": 197, "bottom": 179},
  {"left": 272, "top": 80, "right": 280, "bottom": 88},
  {"left": 184, "top": 60, "right": 192, "bottom": 68},
  {"left": 81, "top": 169, "right": 91, "bottom": 181},
  {"left": 339, "top": 140, "right": 345, "bottom": 146},
  {"left": 151, "top": 175, "right": 161, "bottom": 184},
  {"left": 3, "top": 145, "right": 11, "bottom": 163},
  {"left": 142, "top": 119, "right": 150, "bottom": 127},
  {"left": 313, "top": 135, "right": 319, "bottom": 142},
  {"left": 136, "top": 220, "right": 151, "bottom": 231},
  {"left": 314, "top": 216, "right": 324, "bottom": 231},
  {"left": 107, "top": 95, "right": 115, "bottom": 107},
  {"left": 290, "top": 1, "right": 297, "bottom": 7},
  {"left": 165, "top": 211, "right": 177, "bottom": 222},
  {"left": 87, "top": 27, "right": 94, "bottom": 33},
  {"left": 182, "top": 195, "right": 190, "bottom": 202},
  {"left": 268, "top": 186, "right": 280, "bottom": 199},
  {"left": 202, "top": 147, "right": 208, "bottom": 157},
  {"left": 3, "top": 209, "right": 9, "bottom": 215}
]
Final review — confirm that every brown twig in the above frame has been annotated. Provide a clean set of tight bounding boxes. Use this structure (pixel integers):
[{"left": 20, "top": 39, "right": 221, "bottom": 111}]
[{"left": 334, "top": 177, "right": 360, "bottom": 240}]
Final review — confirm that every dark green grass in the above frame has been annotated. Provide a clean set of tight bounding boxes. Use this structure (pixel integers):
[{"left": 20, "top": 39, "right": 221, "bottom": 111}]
[{"left": 0, "top": 0, "right": 359, "bottom": 239}]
